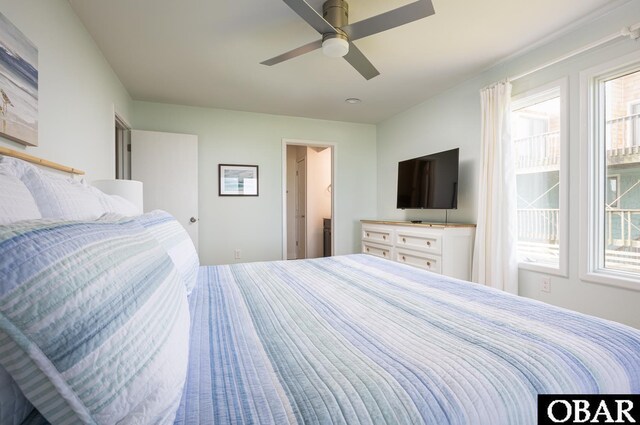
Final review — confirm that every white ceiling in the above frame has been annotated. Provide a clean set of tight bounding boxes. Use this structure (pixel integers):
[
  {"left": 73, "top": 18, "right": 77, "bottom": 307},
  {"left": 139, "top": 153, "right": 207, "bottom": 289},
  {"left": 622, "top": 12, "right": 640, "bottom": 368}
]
[{"left": 69, "top": 0, "right": 617, "bottom": 124}]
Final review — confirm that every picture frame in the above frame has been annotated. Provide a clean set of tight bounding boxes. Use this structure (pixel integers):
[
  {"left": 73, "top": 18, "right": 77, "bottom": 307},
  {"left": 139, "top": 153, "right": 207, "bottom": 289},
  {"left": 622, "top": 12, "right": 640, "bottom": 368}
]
[
  {"left": 218, "top": 164, "right": 259, "bottom": 196},
  {"left": 0, "top": 12, "right": 38, "bottom": 146}
]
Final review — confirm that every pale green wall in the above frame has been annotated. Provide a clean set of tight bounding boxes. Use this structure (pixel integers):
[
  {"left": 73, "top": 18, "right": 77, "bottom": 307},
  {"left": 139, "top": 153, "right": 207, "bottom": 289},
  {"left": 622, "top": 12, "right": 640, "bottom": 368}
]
[
  {"left": 0, "top": 0, "right": 132, "bottom": 180},
  {"left": 377, "top": 1, "right": 640, "bottom": 328},
  {"left": 132, "top": 101, "right": 377, "bottom": 266}
]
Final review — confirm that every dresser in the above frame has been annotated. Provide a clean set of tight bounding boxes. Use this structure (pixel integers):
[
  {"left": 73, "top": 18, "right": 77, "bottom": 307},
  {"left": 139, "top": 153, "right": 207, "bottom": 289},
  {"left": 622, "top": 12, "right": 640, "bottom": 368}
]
[{"left": 361, "top": 220, "right": 476, "bottom": 281}]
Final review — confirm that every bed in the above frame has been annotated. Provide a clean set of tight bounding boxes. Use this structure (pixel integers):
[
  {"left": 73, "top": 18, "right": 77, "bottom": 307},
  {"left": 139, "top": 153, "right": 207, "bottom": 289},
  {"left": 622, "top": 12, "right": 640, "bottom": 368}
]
[
  {"left": 174, "top": 255, "right": 640, "bottom": 425},
  {"left": 1, "top": 151, "right": 639, "bottom": 425}
]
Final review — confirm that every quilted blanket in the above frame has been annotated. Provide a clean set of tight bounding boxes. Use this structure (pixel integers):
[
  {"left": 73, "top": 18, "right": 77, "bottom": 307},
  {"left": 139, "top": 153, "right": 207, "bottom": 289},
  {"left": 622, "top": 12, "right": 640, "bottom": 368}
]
[{"left": 174, "top": 254, "right": 640, "bottom": 425}]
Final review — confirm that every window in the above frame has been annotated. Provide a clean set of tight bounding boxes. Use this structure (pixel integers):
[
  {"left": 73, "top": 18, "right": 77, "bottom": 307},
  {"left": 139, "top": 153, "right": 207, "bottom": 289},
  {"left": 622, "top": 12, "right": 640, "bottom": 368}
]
[
  {"left": 511, "top": 80, "right": 568, "bottom": 275},
  {"left": 606, "top": 175, "right": 620, "bottom": 208},
  {"left": 628, "top": 101, "right": 640, "bottom": 146},
  {"left": 581, "top": 52, "right": 640, "bottom": 289}
]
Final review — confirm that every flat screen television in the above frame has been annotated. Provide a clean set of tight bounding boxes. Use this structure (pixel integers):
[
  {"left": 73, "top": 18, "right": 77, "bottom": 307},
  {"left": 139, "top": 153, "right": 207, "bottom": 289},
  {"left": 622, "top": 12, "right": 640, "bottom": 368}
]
[{"left": 396, "top": 148, "right": 459, "bottom": 209}]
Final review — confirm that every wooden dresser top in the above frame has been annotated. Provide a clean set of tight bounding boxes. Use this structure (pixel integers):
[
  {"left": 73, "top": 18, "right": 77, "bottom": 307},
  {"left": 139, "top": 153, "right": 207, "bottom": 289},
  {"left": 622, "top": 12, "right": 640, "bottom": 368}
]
[{"left": 360, "top": 220, "right": 476, "bottom": 229}]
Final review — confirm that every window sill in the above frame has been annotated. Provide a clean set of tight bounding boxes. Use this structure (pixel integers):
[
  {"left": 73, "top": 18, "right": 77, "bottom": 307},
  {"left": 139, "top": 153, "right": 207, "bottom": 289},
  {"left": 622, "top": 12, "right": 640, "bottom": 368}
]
[
  {"left": 518, "top": 261, "right": 567, "bottom": 278},
  {"left": 580, "top": 269, "right": 640, "bottom": 292}
]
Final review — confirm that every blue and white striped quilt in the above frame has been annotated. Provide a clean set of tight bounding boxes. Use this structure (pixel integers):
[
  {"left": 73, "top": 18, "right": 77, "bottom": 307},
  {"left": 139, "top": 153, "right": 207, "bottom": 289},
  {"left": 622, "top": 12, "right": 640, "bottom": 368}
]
[{"left": 174, "top": 254, "right": 640, "bottom": 425}]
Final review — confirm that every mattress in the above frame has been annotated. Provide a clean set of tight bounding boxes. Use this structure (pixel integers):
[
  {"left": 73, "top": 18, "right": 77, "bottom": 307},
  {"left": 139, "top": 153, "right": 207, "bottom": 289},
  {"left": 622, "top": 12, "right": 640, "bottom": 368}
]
[{"left": 173, "top": 254, "right": 640, "bottom": 425}]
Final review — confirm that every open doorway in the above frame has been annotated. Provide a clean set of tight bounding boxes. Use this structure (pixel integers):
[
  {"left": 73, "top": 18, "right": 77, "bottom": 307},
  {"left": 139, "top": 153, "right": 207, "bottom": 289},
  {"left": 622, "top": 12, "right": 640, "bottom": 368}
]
[
  {"left": 282, "top": 140, "right": 335, "bottom": 260},
  {"left": 114, "top": 114, "right": 131, "bottom": 179}
]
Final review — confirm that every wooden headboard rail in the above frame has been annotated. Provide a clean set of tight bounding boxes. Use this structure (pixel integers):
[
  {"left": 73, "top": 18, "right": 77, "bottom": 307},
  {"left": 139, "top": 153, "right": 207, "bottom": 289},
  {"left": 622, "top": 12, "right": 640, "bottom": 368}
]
[{"left": 0, "top": 146, "right": 85, "bottom": 175}]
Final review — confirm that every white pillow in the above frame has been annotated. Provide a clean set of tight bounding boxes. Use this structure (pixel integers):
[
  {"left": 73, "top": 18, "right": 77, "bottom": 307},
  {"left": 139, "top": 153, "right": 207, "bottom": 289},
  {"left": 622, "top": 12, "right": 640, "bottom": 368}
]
[
  {"left": 0, "top": 155, "right": 33, "bottom": 178},
  {"left": 0, "top": 155, "right": 105, "bottom": 221},
  {"left": 88, "top": 186, "right": 141, "bottom": 217},
  {"left": 19, "top": 167, "right": 105, "bottom": 220},
  {"left": 0, "top": 172, "right": 42, "bottom": 224},
  {"left": 104, "top": 195, "right": 140, "bottom": 216}
]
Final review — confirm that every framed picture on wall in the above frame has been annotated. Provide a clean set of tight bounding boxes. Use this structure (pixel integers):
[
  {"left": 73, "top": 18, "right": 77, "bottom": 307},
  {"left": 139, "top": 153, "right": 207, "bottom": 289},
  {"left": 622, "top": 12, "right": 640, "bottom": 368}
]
[
  {"left": 219, "top": 164, "right": 259, "bottom": 196},
  {"left": 0, "top": 12, "right": 38, "bottom": 146}
]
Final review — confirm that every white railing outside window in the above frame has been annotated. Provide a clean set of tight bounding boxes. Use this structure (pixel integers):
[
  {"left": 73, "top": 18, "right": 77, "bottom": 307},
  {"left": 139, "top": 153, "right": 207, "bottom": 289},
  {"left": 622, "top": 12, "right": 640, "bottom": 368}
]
[
  {"left": 517, "top": 208, "right": 559, "bottom": 242},
  {"left": 606, "top": 208, "right": 640, "bottom": 248},
  {"left": 514, "top": 131, "right": 561, "bottom": 170},
  {"left": 519, "top": 206, "right": 640, "bottom": 272},
  {"left": 606, "top": 112, "right": 640, "bottom": 152}
]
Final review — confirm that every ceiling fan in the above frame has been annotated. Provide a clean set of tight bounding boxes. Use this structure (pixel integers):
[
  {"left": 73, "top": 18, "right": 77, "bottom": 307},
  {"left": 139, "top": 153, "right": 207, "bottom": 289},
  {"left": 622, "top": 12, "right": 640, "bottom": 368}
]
[{"left": 261, "top": 0, "right": 435, "bottom": 80}]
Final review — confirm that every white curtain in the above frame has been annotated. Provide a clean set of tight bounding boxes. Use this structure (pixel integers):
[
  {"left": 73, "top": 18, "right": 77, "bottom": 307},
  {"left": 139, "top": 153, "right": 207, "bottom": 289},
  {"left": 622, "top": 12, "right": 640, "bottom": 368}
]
[{"left": 472, "top": 81, "right": 518, "bottom": 294}]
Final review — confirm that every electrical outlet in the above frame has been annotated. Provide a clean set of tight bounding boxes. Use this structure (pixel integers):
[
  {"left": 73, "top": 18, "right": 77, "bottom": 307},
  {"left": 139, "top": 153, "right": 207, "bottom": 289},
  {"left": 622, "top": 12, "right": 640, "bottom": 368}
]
[
  {"left": 234, "top": 249, "right": 241, "bottom": 260},
  {"left": 541, "top": 277, "right": 551, "bottom": 293}
]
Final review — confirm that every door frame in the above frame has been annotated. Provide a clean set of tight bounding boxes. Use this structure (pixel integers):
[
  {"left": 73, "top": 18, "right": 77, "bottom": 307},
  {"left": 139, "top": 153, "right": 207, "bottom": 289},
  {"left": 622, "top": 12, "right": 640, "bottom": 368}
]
[
  {"left": 295, "top": 156, "right": 306, "bottom": 259},
  {"left": 281, "top": 138, "right": 336, "bottom": 260},
  {"left": 114, "top": 112, "right": 131, "bottom": 179}
]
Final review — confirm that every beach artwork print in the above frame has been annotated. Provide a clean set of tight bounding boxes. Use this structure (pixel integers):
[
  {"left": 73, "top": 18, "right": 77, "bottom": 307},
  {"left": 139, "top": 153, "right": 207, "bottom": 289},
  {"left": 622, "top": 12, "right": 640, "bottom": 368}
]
[
  {"left": 219, "top": 164, "right": 259, "bottom": 196},
  {"left": 0, "top": 12, "right": 38, "bottom": 146}
]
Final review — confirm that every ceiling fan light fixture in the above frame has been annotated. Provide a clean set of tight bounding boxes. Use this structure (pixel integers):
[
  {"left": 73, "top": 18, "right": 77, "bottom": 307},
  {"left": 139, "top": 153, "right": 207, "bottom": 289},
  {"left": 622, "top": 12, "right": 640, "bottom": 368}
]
[{"left": 322, "top": 36, "right": 349, "bottom": 58}]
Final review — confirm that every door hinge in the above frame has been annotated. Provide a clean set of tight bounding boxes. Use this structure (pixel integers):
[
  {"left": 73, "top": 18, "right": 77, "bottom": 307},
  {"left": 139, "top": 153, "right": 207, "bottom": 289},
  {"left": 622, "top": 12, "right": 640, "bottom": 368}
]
[
  {"left": 296, "top": 241, "right": 299, "bottom": 246},
  {"left": 296, "top": 171, "right": 298, "bottom": 176},
  {"left": 127, "top": 144, "right": 131, "bottom": 152}
]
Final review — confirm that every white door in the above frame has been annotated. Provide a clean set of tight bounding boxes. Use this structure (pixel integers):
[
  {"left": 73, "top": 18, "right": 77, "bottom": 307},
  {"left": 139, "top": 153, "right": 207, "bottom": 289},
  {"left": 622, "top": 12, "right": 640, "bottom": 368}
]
[
  {"left": 296, "top": 157, "right": 306, "bottom": 259},
  {"left": 131, "top": 130, "right": 199, "bottom": 251}
]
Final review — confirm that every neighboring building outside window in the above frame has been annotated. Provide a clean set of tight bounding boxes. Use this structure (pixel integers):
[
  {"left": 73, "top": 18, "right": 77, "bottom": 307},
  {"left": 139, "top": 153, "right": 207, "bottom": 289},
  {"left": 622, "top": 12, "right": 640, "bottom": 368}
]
[
  {"left": 607, "top": 175, "right": 620, "bottom": 208},
  {"left": 603, "top": 70, "right": 640, "bottom": 275},
  {"left": 581, "top": 53, "right": 640, "bottom": 289},
  {"left": 511, "top": 80, "right": 568, "bottom": 276}
]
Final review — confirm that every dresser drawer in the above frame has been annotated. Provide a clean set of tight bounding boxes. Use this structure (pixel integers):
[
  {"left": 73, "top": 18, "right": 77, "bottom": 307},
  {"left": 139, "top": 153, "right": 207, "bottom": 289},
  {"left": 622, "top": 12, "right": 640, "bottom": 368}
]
[
  {"left": 395, "top": 229, "right": 442, "bottom": 254},
  {"left": 362, "top": 241, "right": 392, "bottom": 260},
  {"left": 362, "top": 225, "right": 393, "bottom": 246},
  {"left": 395, "top": 249, "right": 442, "bottom": 273}
]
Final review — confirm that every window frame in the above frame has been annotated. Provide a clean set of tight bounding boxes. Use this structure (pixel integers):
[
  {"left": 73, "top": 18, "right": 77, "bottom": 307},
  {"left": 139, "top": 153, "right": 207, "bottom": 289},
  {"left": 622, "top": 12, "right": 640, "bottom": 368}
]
[
  {"left": 606, "top": 174, "right": 620, "bottom": 208},
  {"left": 511, "top": 78, "right": 569, "bottom": 277},
  {"left": 580, "top": 51, "right": 640, "bottom": 291}
]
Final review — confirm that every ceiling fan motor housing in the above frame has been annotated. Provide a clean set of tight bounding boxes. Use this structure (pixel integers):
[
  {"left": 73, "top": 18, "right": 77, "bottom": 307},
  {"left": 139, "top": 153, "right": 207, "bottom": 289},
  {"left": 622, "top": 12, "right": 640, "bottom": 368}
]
[
  {"left": 323, "top": 0, "right": 349, "bottom": 30},
  {"left": 322, "top": 0, "right": 349, "bottom": 57}
]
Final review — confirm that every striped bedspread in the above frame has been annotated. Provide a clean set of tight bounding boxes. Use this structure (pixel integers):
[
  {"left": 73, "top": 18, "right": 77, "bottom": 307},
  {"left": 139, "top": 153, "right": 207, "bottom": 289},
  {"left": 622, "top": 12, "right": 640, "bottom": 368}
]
[{"left": 174, "top": 254, "right": 640, "bottom": 425}]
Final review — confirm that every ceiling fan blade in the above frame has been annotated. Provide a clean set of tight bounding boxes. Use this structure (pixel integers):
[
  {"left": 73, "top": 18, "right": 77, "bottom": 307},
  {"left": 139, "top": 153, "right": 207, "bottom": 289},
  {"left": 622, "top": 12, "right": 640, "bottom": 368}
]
[
  {"left": 282, "top": 0, "right": 338, "bottom": 35},
  {"left": 342, "top": 0, "right": 435, "bottom": 41},
  {"left": 261, "top": 39, "right": 323, "bottom": 66},
  {"left": 343, "top": 42, "right": 380, "bottom": 80}
]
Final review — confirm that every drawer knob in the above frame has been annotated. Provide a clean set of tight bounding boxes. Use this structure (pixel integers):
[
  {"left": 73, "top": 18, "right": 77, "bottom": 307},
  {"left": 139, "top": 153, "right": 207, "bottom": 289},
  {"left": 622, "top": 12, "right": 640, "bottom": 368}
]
[
  {"left": 402, "top": 255, "right": 406, "bottom": 261},
  {"left": 366, "top": 248, "right": 370, "bottom": 252},
  {"left": 427, "top": 261, "right": 431, "bottom": 266},
  {"left": 402, "top": 237, "right": 406, "bottom": 243},
  {"left": 427, "top": 241, "right": 431, "bottom": 246},
  {"left": 366, "top": 232, "right": 370, "bottom": 237},
  {"left": 383, "top": 252, "right": 387, "bottom": 256},
  {"left": 383, "top": 235, "right": 386, "bottom": 240}
]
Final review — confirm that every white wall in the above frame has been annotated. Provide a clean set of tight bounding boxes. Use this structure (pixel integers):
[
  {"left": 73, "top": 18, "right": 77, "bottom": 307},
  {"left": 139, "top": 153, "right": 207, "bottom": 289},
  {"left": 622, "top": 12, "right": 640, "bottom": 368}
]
[
  {"left": 376, "top": 1, "right": 640, "bottom": 328},
  {"left": 0, "top": 0, "right": 132, "bottom": 180},
  {"left": 132, "top": 101, "right": 376, "bottom": 266}
]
